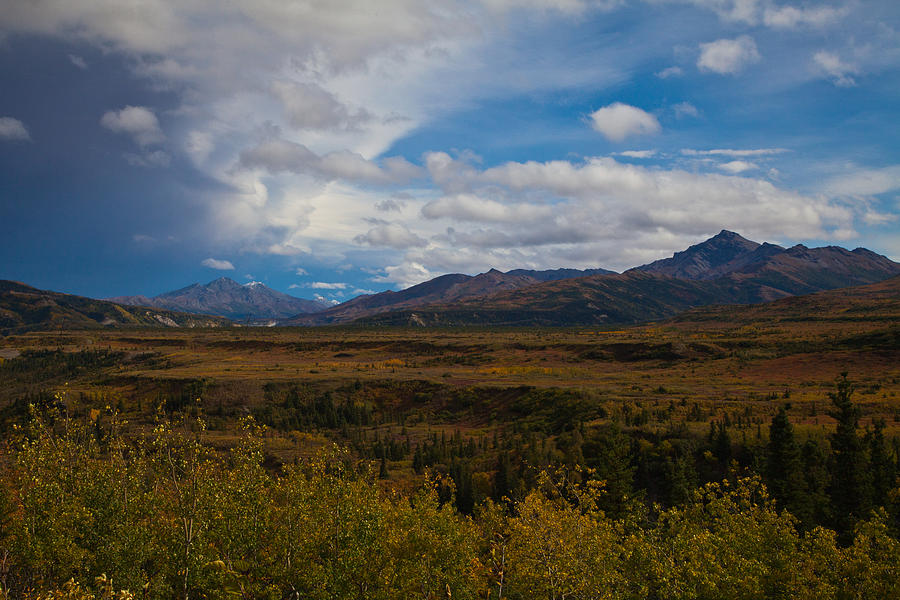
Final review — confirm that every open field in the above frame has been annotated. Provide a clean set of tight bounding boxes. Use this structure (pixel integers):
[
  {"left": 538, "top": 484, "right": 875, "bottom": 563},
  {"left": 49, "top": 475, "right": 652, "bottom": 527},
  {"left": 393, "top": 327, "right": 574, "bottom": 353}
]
[{"left": 2, "top": 299, "right": 898, "bottom": 461}]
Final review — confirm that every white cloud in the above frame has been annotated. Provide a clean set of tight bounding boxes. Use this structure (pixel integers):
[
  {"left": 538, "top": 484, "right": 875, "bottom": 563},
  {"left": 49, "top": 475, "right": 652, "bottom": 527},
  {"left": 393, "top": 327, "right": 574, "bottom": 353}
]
[
  {"left": 0, "top": 117, "right": 31, "bottom": 141},
  {"left": 824, "top": 165, "right": 900, "bottom": 197},
  {"left": 813, "top": 51, "right": 858, "bottom": 87},
  {"left": 375, "top": 198, "right": 407, "bottom": 212},
  {"left": 372, "top": 262, "right": 434, "bottom": 288},
  {"left": 201, "top": 258, "right": 235, "bottom": 270},
  {"left": 124, "top": 150, "right": 171, "bottom": 168},
  {"left": 656, "top": 65, "right": 683, "bottom": 79},
  {"left": 421, "top": 154, "right": 855, "bottom": 254},
  {"left": 681, "top": 147, "right": 788, "bottom": 157},
  {"left": 239, "top": 138, "right": 421, "bottom": 184},
  {"left": 100, "top": 106, "right": 165, "bottom": 146},
  {"left": 679, "top": 0, "right": 847, "bottom": 29},
  {"left": 68, "top": 54, "right": 88, "bottom": 69},
  {"left": 294, "top": 267, "right": 309, "bottom": 276},
  {"left": 763, "top": 5, "right": 847, "bottom": 29},
  {"left": 616, "top": 150, "right": 657, "bottom": 159},
  {"left": 354, "top": 223, "right": 427, "bottom": 249},
  {"left": 271, "top": 80, "right": 372, "bottom": 131},
  {"left": 697, "top": 35, "right": 760, "bottom": 74},
  {"left": 589, "top": 103, "right": 661, "bottom": 142},
  {"left": 681, "top": 0, "right": 761, "bottom": 24},
  {"left": 422, "top": 193, "right": 553, "bottom": 223},
  {"left": 718, "top": 160, "right": 757, "bottom": 173},
  {"left": 308, "top": 282, "right": 348, "bottom": 289},
  {"left": 673, "top": 102, "right": 699, "bottom": 118}
]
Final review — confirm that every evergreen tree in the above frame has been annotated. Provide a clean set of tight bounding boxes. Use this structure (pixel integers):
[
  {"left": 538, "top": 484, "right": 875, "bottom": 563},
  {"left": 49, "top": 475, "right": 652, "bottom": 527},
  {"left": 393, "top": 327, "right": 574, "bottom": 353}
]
[
  {"left": 866, "top": 419, "right": 895, "bottom": 508},
  {"left": 828, "top": 373, "right": 872, "bottom": 538},
  {"left": 765, "top": 406, "right": 806, "bottom": 520}
]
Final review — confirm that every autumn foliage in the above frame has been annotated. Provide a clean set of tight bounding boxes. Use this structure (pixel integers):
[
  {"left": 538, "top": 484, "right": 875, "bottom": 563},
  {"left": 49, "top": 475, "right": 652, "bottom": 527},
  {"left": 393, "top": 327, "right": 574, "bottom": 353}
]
[{"left": 0, "top": 398, "right": 897, "bottom": 600}]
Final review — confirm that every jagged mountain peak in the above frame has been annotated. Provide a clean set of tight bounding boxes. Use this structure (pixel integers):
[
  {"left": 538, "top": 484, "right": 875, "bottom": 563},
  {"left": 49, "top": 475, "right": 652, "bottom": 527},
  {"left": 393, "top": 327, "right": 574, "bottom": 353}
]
[{"left": 632, "top": 230, "right": 761, "bottom": 280}]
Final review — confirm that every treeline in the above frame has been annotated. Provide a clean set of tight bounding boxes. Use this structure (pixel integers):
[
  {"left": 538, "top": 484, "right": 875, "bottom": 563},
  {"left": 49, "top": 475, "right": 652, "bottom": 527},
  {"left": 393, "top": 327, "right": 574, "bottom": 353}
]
[{"left": 1, "top": 392, "right": 900, "bottom": 599}]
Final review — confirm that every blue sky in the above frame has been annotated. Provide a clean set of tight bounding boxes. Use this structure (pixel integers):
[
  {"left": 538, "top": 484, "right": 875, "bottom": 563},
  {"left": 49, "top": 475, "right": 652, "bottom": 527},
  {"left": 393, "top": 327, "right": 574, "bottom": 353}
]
[{"left": 1, "top": 0, "right": 898, "bottom": 302}]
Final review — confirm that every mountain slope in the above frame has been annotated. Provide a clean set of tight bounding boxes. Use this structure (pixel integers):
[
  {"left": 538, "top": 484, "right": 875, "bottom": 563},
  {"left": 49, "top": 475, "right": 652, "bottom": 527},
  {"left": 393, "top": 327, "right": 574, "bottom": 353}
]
[
  {"left": 720, "top": 245, "right": 900, "bottom": 301},
  {"left": 1, "top": 280, "right": 229, "bottom": 334},
  {"left": 109, "top": 277, "right": 326, "bottom": 321},
  {"left": 672, "top": 275, "right": 900, "bottom": 327},
  {"left": 632, "top": 230, "right": 763, "bottom": 279},
  {"left": 357, "top": 272, "right": 743, "bottom": 326},
  {"left": 283, "top": 268, "right": 613, "bottom": 325}
]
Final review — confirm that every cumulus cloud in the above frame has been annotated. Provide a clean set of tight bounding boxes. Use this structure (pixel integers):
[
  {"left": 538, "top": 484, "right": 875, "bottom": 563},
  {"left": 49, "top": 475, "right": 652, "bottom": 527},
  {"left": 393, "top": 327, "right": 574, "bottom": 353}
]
[
  {"left": 589, "top": 103, "right": 661, "bottom": 142},
  {"left": 824, "top": 165, "right": 900, "bottom": 197},
  {"left": 201, "top": 258, "right": 235, "bottom": 270},
  {"left": 239, "top": 138, "right": 421, "bottom": 184},
  {"left": 718, "top": 160, "right": 757, "bottom": 173},
  {"left": 0, "top": 117, "right": 31, "bottom": 141},
  {"left": 271, "top": 80, "right": 372, "bottom": 131},
  {"left": 354, "top": 223, "right": 427, "bottom": 249},
  {"left": 375, "top": 198, "right": 406, "bottom": 212},
  {"left": 422, "top": 193, "right": 553, "bottom": 223},
  {"left": 371, "top": 262, "right": 434, "bottom": 288},
  {"left": 100, "top": 106, "right": 165, "bottom": 146},
  {"left": 419, "top": 154, "right": 854, "bottom": 252},
  {"left": 813, "top": 51, "right": 858, "bottom": 87},
  {"left": 294, "top": 267, "right": 309, "bottom": 276},
  {"left": 697, "top": 35, "right": 760, "bottom": 74}
]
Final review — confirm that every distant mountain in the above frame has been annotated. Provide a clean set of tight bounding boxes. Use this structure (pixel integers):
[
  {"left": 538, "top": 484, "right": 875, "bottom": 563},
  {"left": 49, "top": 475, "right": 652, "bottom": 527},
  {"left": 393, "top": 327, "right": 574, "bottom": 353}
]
[
  {"left": 109, "top": 277, "right": 327, "bottom": 321},
  {"left": 337, "top": 233, "right": 900, "bottom": 327},
  {"left": 357, "top": 271, "right": 739, "bottom": 326},
  {"left": 630, "top": 230, "right": 900, "bottom": 298},
  {"left": 631, "top": 230, "right": 768, "bottom": 279},
  {"left": 283, "top": 267, "right": 614, "bottom": 325},
  {"left": 1, "top": 280, "right": 229, "bottom": 335}
]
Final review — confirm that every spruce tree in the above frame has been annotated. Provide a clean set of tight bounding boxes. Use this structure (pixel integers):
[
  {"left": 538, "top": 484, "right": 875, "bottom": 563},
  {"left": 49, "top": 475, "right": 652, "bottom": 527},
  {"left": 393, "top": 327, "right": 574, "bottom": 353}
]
[
  {"left": 827, "top": 372, "right": 872, "bottom": 538},
  {"left": 766, "top": 406, "right": 806, "bottom": 521}
]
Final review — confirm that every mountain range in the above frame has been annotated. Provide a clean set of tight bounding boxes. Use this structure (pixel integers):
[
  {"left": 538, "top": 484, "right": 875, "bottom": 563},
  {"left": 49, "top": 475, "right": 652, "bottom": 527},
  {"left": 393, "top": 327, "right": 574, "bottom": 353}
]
[
  {"left": 287, "top": 230, "right": 900, "bottom": 326},
  {"left": 4, "top": 230, "right": 898, "bottom": 331},
  {"left": 108, "top": 277, "right": 327, "bottom": 322},
  {"left": 0, "top": 280, "right": 229, "bottom": 334}
]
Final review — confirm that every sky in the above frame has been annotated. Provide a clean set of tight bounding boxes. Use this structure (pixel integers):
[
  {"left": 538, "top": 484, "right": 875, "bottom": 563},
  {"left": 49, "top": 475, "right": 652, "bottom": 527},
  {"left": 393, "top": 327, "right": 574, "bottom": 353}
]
[{"left": 1, "top": 0, "right": 899, "bottom": 303}]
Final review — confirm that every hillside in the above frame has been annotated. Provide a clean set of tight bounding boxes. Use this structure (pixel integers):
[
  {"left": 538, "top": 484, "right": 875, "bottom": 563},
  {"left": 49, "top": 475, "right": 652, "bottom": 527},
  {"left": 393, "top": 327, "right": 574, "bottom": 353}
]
[
  {"left": 0, "top": 280, "right": 229, "bottom": 334},
  {"left": 673, "top": 274, "right": 900, "bottom": 324},
  {"left": 357, "top": 272, "right": 742, "bottom": 326},
  {"left": 284, "top": 267, "right": 613, "bottom": 325},
  {"left": 109, "top": 277, "right": 327, "bottom": 321}
]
